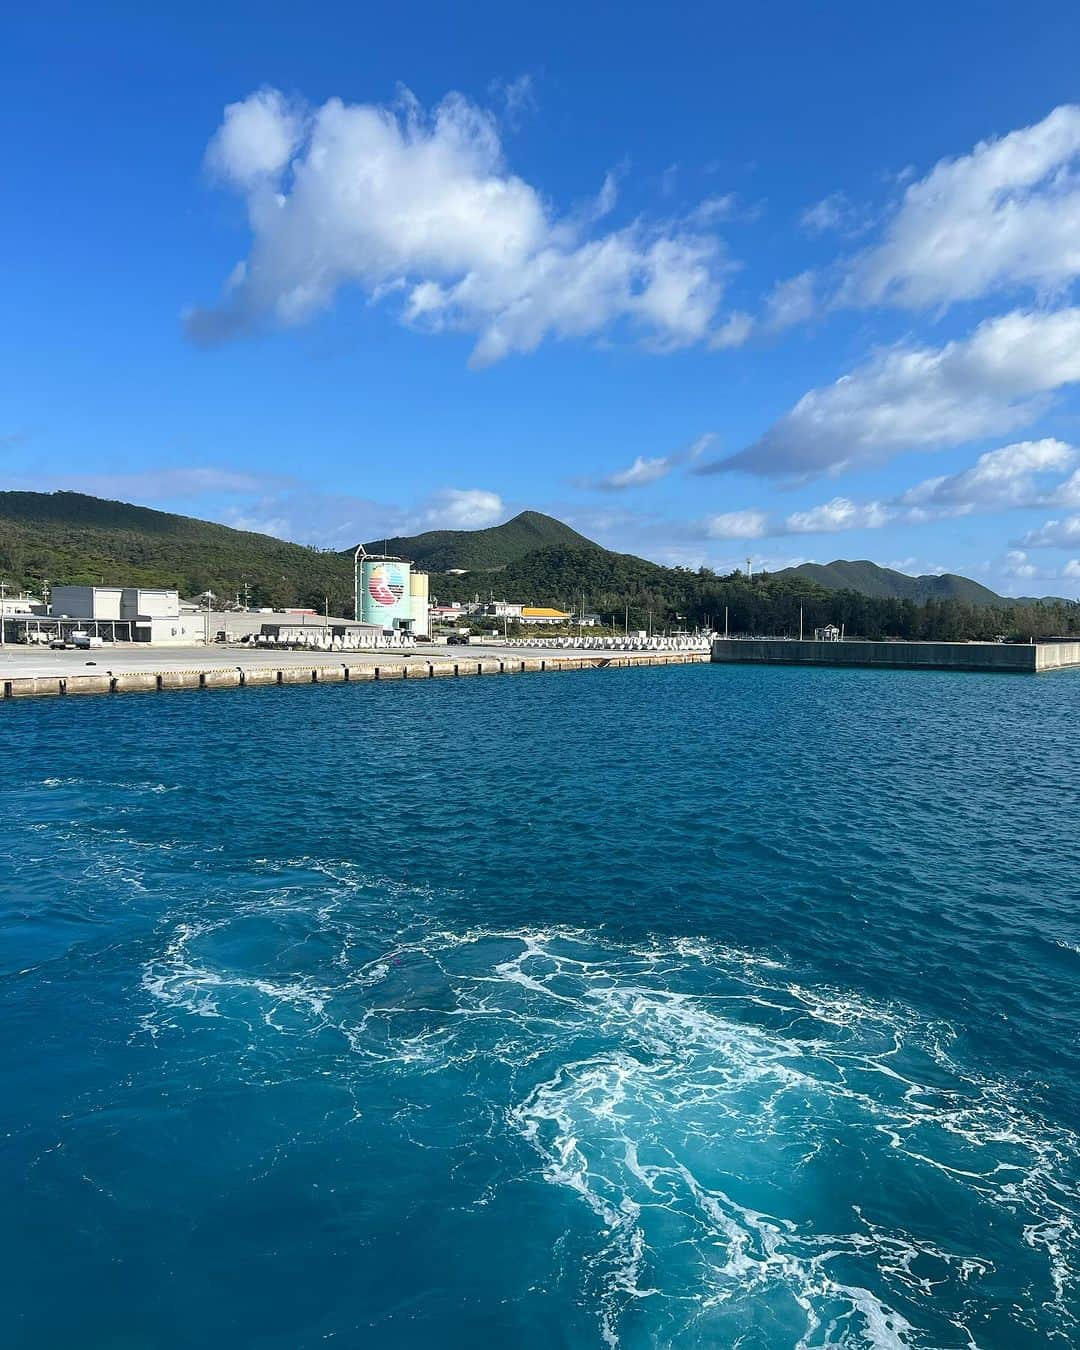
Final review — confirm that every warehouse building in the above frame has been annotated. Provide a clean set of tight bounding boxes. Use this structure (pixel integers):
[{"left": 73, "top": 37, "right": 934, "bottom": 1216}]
[
  {"left": 49, "top": 586, "right": 206, "bottom": 644},
  {"left": 212, "top": 610, "right": 382, "bottom": 646}
]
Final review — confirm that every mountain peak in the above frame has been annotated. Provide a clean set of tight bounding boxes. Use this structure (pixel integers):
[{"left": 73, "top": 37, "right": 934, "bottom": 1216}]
[
  {"left": 774, "top": 559, "right": 1005, "bottom": 605},
  {"left": 360, "top": 511, "right": 596, "bottom": 572}
]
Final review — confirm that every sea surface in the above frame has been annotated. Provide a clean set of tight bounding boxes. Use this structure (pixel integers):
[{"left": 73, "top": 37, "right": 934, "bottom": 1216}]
[{"left": 2, "top": 664, "right": 1079, "bottom": 1349}]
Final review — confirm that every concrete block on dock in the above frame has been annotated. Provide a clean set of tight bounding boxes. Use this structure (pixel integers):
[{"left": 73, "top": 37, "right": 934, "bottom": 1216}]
[
  {"left": 159, "top": 671, "right": 201, "bottom": 690},
  {"left": 201, "top": 669, "right": 242, "bottom": 689},
  {"left": 4, "top": 676, "right": 60, "bottom": 698},
  {"left": 63, "top": 675, "right": 113, "bottom": 696},
  {"left": 428, "top": 662, "right": 455, "bottom": 677},
  {"left": 112, "top": 672, "right": 160, "bottom": 693},
  {"left": 240, "top": 668, "right": 278, "bottom": 687},
  {"left": 347, "top": 666, "right": 376, "bottom": 681},
  {"left": 314, "top": 666, "right": 345, "bottom": 683},
  {"left": 478, "top": 660, "right": 501, "bottom": 675},
  {"left": 375, "top": 666, "right": 404, "bottom": 680}
]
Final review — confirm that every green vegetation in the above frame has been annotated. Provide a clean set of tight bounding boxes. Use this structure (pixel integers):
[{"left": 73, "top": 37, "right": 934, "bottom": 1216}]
[
  {"left": 774, "top": 559, "right": 1005, "bottom": 605},
  {"left": 431, "top": 545, "right": 1080, "bottom": 641},
  {"left": 363, "top": 510, "right": 594, "bottom": 571},
  {"left": 2, "top": 490, "right": 1077, "bottom": 640},
  {"left": 0, "top": 491, "right": 356, "bottom": 614}
]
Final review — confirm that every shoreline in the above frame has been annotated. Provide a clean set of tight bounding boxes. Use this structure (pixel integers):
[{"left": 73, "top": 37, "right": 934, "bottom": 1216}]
[{"left": 1, "top": 647, "right": 709, "bottom": 701}]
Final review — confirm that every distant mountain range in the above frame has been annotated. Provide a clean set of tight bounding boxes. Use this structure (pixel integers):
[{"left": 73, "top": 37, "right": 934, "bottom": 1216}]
[
  {"left": 0, "top": 492, "right": 1071, "bottom": 622},
  {"left": 773, "top": 559, "right": 1005, "bottom": 606},
  {"left": 362, "top": 511, "right": 594, "bottom": 571}
]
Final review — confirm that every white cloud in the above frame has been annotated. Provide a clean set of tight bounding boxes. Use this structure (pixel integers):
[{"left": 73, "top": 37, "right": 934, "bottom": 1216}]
[
  {"left": 775, "top": 438, "right": 1079, "bottom": 535},
  {"left": 763, "top": 271, "right": 815, "bottom": 331},
  {"left": 188, "top": 87, "right": 736, "bottom": 365},
  {"left": 1048, "top": 468, "right": 1080, "bottom": 507},
  {"left": 784, "top": 497, "right": 893, "bottom": 533},
  {"left": 491, "top": 74, "right": 537, "bottom": 128},
  {"left": 702, "top": 510, "right": 769, "bottom": 539},
  {"left": 840, "top": 104, "right": 1080, "bottom": 309},
  {"left": 710, "top": 307, "right": 1080, "bottom": 479},
  {"left": 600, "top": 455, "right": 672, "bottom": 489},
  {"left": 800, "top": 192, "right": 856, "bottom": 234},
  {"left": 421, "top": 488, "right": 504, "bottom": 528},
  {"left": 594, "top": 433, "right": 715, "bottom": 490},
  {"left": 205, "top": 89, "right": 304, "bottom": 187},
  {"left": 219, "top": 484, "right": 506, "bottom": 547},
  {"left": 708, "top": 310, "right": 753, "bottom": 349},
  {"left": 899, "top": 438, "right": 1076, "bottom": 516},
  {"left": 1019, "top": 515, "right": 1080, "bottom": 548},
  {"left": 687, "top": 194, "right": 740, "bottom": 226},
  {"left": 223, "top": 511, "right": 294, "bottom": 539},
  {"left": 1002, "top": 549, "right": 1038, "bottom": 579},
  {"left": 1064, "top": 559, "right": 1080, "bottom": 578}
]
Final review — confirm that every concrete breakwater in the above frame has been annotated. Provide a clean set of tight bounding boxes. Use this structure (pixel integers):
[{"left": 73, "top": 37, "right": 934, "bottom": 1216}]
[
  {"left": 2, "top": 650, "right": 709, "bottom": 701},
  {"left": 711, "top": 638, "right": 1080, "bottom": 673}
]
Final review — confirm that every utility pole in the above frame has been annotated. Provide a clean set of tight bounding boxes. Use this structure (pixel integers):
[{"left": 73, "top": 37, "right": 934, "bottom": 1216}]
[
  {"left": 624, "top": 604, "right": 628, "bottom": 636},
  {"left": 724, "top": 606, "right": 729, "bottom": 638},
  {"left": 799, "top": 605, "right": 804, "bottom": 641},
  {"left": 0, "top": 577, "right": 6, "bottom": 647}
]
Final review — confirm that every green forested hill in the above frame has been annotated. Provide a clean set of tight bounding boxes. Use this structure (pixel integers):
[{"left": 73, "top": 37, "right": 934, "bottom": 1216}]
[
  {"left": 0, "top": 491, "right": 355, "bottom": 612},
  {"left": 1, "top": 490, "right": 1077, "bottom": 640},
  {"left": 775, "top": 559, "right": 1004, "bottom": 605},
  {"left": 429, "top": 545, "right": 1080, "bottom": 640},
  {"left": 362, "top": 510, "right": 595, "bottom": 570}
]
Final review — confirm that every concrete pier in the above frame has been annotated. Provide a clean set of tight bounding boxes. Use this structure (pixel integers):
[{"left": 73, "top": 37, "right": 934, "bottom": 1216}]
[
  {"left": 1, "top": 645, "right": 708, "bottom": 701},
  {"left": 710, "top": 638, "right": 1080, "bottom": 673}
]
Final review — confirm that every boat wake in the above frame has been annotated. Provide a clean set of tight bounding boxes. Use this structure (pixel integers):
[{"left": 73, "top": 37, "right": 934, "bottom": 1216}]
[{"left": 139, "top": 862, "right": 1080, "bottom": 1348}]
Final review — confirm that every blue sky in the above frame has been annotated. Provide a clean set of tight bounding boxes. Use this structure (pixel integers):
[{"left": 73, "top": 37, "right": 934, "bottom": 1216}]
[{"left": 6, "top": 1, "right": 1080, "bottom": 595}]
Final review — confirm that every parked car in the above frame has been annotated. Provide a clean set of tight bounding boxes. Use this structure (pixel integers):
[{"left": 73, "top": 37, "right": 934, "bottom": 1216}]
[
  {"left": 445, "top": 634, "right": 470, "bottom": 645},
  {"left": 50, "top": 638, "right": 69, "bottom": 649}
]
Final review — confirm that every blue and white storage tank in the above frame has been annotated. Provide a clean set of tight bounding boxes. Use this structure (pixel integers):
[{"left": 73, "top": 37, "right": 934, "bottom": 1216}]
[{"left": 359, "top": 557, "right": 413, "bottom": 629}]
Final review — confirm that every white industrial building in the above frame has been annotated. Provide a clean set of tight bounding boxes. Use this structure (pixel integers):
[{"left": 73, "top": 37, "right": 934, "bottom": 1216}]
[
  {"left": 50, "top": 586, "right": 206, "bottom": 644},
  {"left": 8, "top": 575, "right": 431, "bottom": 648}
]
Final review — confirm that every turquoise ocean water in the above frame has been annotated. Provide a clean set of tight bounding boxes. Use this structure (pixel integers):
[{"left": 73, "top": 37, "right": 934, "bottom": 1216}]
[{"left": 2, "top": 664, "right": 1078, "bottom": 1348}]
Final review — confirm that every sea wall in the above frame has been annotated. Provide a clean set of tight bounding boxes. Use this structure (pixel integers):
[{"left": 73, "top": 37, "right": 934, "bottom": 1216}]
[
  {"left": 710, "top": 639, "right": 1080, "bottom": 673},
  {"left": 1, "top": 651, "right": 709, "bottom": 702},
  {"left": 1035, "top": 642, "right": 1080, "bottom": 672}
]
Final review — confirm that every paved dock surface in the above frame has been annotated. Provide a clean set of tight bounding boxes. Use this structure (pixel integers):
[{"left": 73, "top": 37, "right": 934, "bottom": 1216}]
[
  {"left": 1, "top": 643, "right": 708, "bottom": 699},
  {"left": 0, "top": 642, "right": 538, "bottom": 679}
]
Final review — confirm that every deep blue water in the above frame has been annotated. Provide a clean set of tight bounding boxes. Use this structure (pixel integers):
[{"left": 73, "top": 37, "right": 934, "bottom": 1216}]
[{"left": 2, "top": 664, "right": 1079, "bottom": 1349}]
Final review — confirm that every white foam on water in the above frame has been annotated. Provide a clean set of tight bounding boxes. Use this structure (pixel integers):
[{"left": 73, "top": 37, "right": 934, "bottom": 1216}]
[
  {"left": 134, "top": 871, "right": 1079, "bottom": 1348},
  {"left": 39, "top": 776, "right": 177, "bottom": 794}
]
